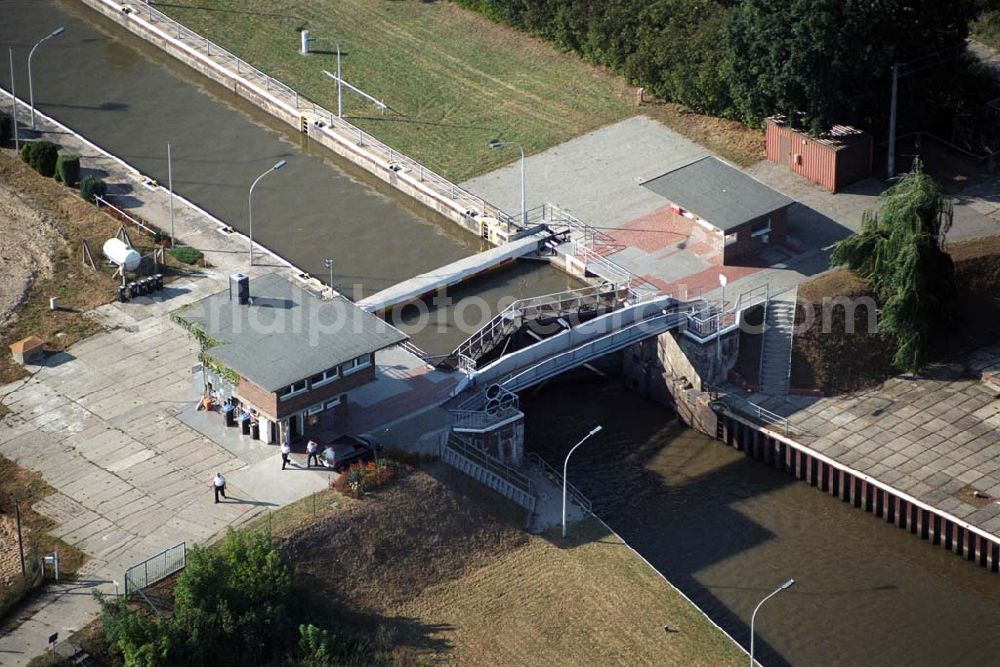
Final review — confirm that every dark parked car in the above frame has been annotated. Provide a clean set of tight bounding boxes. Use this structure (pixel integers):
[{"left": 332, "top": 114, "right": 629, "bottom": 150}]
[{"left": 321, "top": 434, "right": 382, "bottom": 472}]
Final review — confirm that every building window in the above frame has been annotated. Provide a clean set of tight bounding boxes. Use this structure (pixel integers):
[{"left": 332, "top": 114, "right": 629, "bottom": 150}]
[
  {"left": 751, "top": 219, "right": 772, "bottom": 238},
  {"left": 277, "top": 380, "right": 307, "bottom": 401},
  {"left": 306, "top": 404, "right": 324, "bottom": 416},
  {"left": 324, "top": 396, "right": 341, "bottom": 411},
  {"left": 309, "top": 366, "right": 340, "bottom": 389},
  {"left": 342, "top": 354, "right": 372, "bottom": 375}
]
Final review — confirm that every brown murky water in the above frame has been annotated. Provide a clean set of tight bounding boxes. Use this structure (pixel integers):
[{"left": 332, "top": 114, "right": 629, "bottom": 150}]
[
  {"left": 0, "top": 0, "right": 577, "bottom": 353},
  {"left": 522, "top": 375, "right": 1000, "bottom": 667}
]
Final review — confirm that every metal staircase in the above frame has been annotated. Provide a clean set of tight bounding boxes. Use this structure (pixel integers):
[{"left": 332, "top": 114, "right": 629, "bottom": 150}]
[{"left": 759, "top": 289, "right": 798, "bottom": 395}]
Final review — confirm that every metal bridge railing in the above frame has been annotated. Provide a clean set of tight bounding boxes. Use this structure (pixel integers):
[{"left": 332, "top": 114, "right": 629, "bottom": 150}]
[
  {"left": 444, "top": 433, "right": 536, "bottom": 497},
  {"left": 451, "top": 283, "right": 630, "bottom": 362},
  {"left": 124, "top": 542, "right": 186, "bottom": 598},
  {"left": 526, "top": 203, "right": 622, "bottom": 254},
  {"left": 526, "top": 452, "right": 593, "bottom": 514},
  {"left": 133, "top": 1, "right": 507, "bottom": 225}
]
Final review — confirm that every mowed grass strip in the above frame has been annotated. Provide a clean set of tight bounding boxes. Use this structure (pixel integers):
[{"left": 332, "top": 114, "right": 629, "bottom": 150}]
[
  {"left": 158, "top": 0, "right": 635, "bottom": 181},
  {"left": 396, "top": 517, "right": 745, "bottom": 666}
]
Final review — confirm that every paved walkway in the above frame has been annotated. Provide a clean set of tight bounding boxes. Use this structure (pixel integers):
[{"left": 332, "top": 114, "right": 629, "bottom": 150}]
[
  {"left": 464, "top": 115, "right": 1000, "bottom": 305},
  {"left": 735, "top": 345, "right": 1000, "bottom": 538},
  {"left": 0, "top": 96, "right": 331, "bottom": 663}
]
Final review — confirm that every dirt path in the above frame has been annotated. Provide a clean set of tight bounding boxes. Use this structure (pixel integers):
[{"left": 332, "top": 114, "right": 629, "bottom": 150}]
[{"left": 0, "top": 175, "right": 59, "bottom": 330}]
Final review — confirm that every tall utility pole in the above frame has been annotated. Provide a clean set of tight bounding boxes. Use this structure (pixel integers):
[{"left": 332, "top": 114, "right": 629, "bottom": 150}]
[
  {"left": 887, "top": 63, "right": 899, "bottom": 179},
  {"left": 167, "top": 143, "right": 175, "bottom": 247},
  {"left": 15, "top": 500, "right": 26, "bottom": 577},
  {"left": 9, "top": 48, "right": 18, "bottom": 151}
]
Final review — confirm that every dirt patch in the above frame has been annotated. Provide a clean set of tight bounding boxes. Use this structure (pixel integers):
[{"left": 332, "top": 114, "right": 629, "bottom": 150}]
[
  {"left": 641, "top": 103, "right": 764, "bottom": 167},
  {"left": 0, "top": 149, "right": 176, "bottom": 385},
  {"left": 0, "top": 515, "right": 23, "bottom": 588},
  {"left": 790, "top": 238, "right": 1000, "bottom": 394},
  {"left": 283, "top": 466, "right": 528, "bottom": 613},
  {"left": 0, "top": 179, "right": 59, "bottom": 330},
  {"left": 790, "top": 268, "right": 897, "bottom": 394}
]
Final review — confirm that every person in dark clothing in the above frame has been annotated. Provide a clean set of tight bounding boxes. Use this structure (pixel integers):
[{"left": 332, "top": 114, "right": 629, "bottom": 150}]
[{"left": 281, "top": 442, "right": 292, "bottom": 470}]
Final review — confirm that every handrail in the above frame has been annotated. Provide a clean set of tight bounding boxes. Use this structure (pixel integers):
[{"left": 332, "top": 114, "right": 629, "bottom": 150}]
[
  {"left": 445, "top": 433, "right": 535, "bottom": 495},
  {"left": 95, "top": 195, "right": 159, "bottom": 236},
  {"left": 131, "top": 2, "right": 511, "bottom": 225},
  {"left": 498, "top": 310, "right": 687, "bottom": 392},
  {"left": 451, "top": 283, "right": 629, "bottom": 361},
  {"left": 527, "top": 452, "right": 593, "bottom": 513},
  {"left": 526, "top": 203, "right": 622, "bottom": 254},
  {"left": 706, "top": 384, "right": 791, "bottom": 436}
]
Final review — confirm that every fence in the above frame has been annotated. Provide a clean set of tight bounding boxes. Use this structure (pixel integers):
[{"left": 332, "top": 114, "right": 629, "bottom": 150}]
[
  {"left": 526, "top": 452, "right": 593, "bottom": 514},
  {"left": 441, "top": 434, "right": 537, "bottom": 511},
  {"left": 124, "top": 542, "right": 186, "bottom": 598},
  {"left": 95, "top": 195, "right": 160, "bottom": 236},
  {"left": 130, "top": 1, "right": 508, "bottom": 225}
]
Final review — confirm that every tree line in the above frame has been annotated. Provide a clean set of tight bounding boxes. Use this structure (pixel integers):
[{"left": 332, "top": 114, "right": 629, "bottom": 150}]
[{"left": 458, "top": 0, "right": 992, "bottom": 135}]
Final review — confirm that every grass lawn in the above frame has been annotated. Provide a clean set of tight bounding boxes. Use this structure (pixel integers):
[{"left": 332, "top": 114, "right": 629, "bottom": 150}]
[{"left": 157, "top": 0, "right": 762, "bottom": 181}]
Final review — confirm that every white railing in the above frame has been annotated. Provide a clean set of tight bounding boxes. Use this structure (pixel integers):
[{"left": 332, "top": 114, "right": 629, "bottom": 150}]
[
  {"left": 683, "top": 283, "right": 771, "bottom": 342},
  {"left": 526, "top": 203, "right": 622, "bottom": 254},
  {"left": 130, "top": 1, "right": 509, "bottom": 225},
  {"left": 568, "top": 239, "right": 635, "bottom": 287},
  {"left": 452, "top": 283, "right": 629, "bottom": 361},
  {"left": 499, "top": 310, "right": 686, "bottom": 392},
  {"left": 443, "top": 434, "right": 536, "bottom": 499},
  {"left": 95, "top": 195, "right": 159, "bottom": 236},
  {"left": 527, "top": 452, "right": 593, "bottom": 514}
]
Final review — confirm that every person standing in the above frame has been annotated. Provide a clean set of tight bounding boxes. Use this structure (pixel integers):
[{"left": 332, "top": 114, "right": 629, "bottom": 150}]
[
  {"left": 281, "top": 441, "right": 292, "bottom": 470},
  {"left": 306, "top": 439, "right": 320, "bottom": 468},
  {"left": 212, "top": 472, "right": 227, "bottom": 504}
]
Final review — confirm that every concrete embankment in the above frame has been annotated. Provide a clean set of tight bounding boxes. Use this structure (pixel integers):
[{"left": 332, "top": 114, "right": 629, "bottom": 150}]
[{"left": 77, "top": 0, "right": 512, "bottom": 246}]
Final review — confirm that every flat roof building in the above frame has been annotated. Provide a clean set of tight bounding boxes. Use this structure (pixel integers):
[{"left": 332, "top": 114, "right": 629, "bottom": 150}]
[
  {"left": 641, "top": 156, "right": 794, "bottom": 264},
  {"left": 175, "top": 273, "right": 407, "bottom": 444}
]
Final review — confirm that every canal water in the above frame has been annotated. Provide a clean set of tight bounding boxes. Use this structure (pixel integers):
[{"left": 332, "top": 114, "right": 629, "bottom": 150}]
[
  {"left": 522, "top": 375, "right": 1000, "bottom": 667},
  {"left": 0, "top": 0, "right": 577, "bottom": 353}
]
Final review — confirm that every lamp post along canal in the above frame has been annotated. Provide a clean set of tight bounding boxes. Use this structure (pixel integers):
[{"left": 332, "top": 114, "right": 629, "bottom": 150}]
[
  {"left": 562, "top": 425, "right": 602, "bottom": 538},
  {"left": 248, "top": 160, "right": 287, "bottom": 268},
  {"left": 489, "top": 139, "right": 526, "bottom": 230},
  {"left": 749, "top": 578, "right": 795, "bottom": 667},
  {"left": 28, "top": 27, "right": 65, "bottom": 130}
]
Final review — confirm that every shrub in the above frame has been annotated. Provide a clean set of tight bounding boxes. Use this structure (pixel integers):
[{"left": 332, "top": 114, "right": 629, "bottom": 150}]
[
  {"left": 0, "top": 114, "right": 10, "bottom": 146},
  {"left": 79, "top": 175, "right": 108, "bottom": 203},
  {"left": 332, "top": 459, "right": 409, "bottom": 498},
  {"left": 30, "top": 140, "right": 58, "bottom": 177},
  {"left": 55, "top": 154, "right": 80, "bottom": 186},
  {"left": 168, "top": 245, "right": 203, "bottom": 265},
  {"left": 19, "top": 142, "right": 33, "bottom": 163}
]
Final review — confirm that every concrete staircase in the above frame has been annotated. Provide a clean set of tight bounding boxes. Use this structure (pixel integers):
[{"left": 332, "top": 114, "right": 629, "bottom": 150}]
[{"left": 759, "top": 289, "right": 797, "bottom": 396}]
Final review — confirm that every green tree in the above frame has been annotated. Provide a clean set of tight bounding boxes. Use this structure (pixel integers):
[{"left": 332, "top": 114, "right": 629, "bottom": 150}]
[
  {"left": 831, "top": 160, "right": 958, "bottom": 371},
  {"left": 55, "top": 154, "right": 81, "bottom": 186},
  {"left": 725, "top": 0, "right": 978, "bottom": 131},
  {"left": 101, "top": 529, "right": 300, "bottom": 667}
]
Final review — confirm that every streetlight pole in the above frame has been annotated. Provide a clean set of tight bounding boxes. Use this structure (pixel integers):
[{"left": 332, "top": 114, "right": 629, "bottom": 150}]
[
  {"left": 167, "top": 142, "right": 175, "bottom": 247},
  {"left": 562, "top": 425, "right": 602, "bottom": 538},
  {"left": 488, "top": 139, "right": 526, "bottom": 230},
  {"left": 28, "top": 27, "right": 65, "bottom": 131},
  {"left": 303, "top": 35, "right": 342, "bottom": 117},
  {"left": 247, "top": 159, "right": 287, "bottom": 267},
  {"left": 324, "top": 258, "right": 334, "bottom": 290},
  {"left": 749, "top": 578, "right": 795, "bottom": 667},
  {"left": 9, "top": 48, "right": 18, "bottom": 152}
]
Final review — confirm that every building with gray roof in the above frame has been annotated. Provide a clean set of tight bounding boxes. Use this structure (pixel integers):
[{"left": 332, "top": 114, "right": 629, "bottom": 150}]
[
  {"left": 641, "top": 156, "right": 794, "bottom": 263},
  {"left": 175, "top": 273, "right": 407, "bottom": 443}
]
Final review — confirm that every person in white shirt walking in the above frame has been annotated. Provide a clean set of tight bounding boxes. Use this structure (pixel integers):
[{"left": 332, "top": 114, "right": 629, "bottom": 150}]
[
  {"left": 306, "top": 440, "right": 320, "bottom": 468},
  {"left": 212, "top": 472, "right": 227, "bottom": 503},
  {"left": 281, "top": 442, "right": 292, "bottom": 470}
]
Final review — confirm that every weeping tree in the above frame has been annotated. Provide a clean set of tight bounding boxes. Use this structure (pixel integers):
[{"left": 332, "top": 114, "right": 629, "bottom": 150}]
[{"left": 831, "top": 160, "right": 958, "bottom": 372}]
